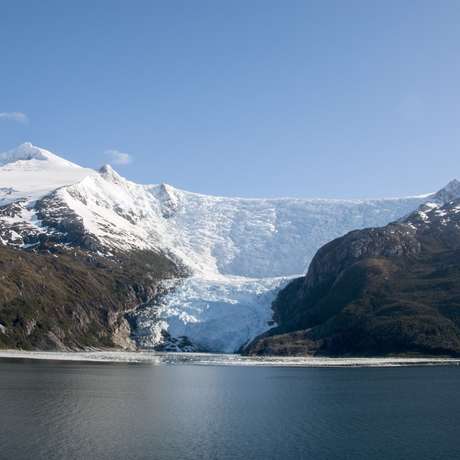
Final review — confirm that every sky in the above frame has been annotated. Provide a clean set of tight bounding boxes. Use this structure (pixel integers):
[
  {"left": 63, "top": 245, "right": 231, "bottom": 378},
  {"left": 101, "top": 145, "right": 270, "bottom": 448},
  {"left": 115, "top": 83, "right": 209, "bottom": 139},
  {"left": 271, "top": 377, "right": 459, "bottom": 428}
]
[{"left": 0, "top": 0, "right": 459, "bottom": 199}]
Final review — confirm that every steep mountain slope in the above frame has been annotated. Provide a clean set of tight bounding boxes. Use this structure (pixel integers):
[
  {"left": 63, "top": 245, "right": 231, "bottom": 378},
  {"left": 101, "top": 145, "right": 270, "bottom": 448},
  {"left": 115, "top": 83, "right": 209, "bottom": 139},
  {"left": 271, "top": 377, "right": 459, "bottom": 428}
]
[
  {"left": 0, "top": 143, "right": 454, "bottom": 352},
  {"left": 245, "top": 194, "right": 460, "bottom": 357},
  {"left": 0, "top": 245, "right": 181, "bottom": 350},
  {"left": 0, "top": 144, "right": 430, "bottom": 268},
  {"left": 0, "top": 142, "right": 96, "bottom": 205}
]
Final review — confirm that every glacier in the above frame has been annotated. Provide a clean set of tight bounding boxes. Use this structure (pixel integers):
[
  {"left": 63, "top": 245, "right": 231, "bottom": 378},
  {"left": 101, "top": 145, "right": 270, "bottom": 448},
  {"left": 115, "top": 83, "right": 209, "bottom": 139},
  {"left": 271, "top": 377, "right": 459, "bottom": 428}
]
[
  {"left": 133, "top": 275, "right": 288, "bottom": 353},
  {"left": 0, "top": 143, "right": 440, "bottom": 352}
]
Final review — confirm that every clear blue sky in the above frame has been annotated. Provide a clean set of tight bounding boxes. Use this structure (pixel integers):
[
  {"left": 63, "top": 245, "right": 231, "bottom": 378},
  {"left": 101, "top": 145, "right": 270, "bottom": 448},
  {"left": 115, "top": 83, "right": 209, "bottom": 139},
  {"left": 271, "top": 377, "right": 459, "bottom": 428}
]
[{"left": 1, "top": 0, "right": 459, "bottom": 198}]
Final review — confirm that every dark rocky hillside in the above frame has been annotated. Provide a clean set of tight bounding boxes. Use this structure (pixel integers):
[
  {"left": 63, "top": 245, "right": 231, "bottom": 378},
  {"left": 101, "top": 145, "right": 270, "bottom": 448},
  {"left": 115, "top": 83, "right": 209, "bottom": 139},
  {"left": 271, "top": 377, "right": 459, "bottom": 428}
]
[
  {"left": 245, "top": 196, "right": 460, "bottom": 357},
  {"left": 0, "top": 246, "right": 182, "bottom": 350},
  {"left": 2, "top": 144, "right": 460, "bottom": 354}
]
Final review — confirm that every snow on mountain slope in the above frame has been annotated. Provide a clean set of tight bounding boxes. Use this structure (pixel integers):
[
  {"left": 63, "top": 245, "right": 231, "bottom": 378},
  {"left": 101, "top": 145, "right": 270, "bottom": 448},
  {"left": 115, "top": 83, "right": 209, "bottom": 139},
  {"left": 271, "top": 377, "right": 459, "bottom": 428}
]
[
  {"left": 1, "top": 143, "right": 453, "bottom": 352},
  {"left": 57, "top": 168, "right": 430, "bottom": 277},
  {"left": 123, "top": 187, "right": 430, "bottom": 351},
  {"left": 0, "top": 143, "right": 96, "bottom": 205},
  {"left": 40, "top": 163, "right": 433, "bottom": 352}
]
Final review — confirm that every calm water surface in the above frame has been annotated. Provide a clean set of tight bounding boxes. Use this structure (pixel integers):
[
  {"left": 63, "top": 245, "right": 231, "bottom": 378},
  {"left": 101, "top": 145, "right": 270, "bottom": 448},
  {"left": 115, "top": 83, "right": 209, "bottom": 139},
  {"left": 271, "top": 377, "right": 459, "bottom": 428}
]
[{"left": 0, "top": 359, "right": 459, "bottom": 460}]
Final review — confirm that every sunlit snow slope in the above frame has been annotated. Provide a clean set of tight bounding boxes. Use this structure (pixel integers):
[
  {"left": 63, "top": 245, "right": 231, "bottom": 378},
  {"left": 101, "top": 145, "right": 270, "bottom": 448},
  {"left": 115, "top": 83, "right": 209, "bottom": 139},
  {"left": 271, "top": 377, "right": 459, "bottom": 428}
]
[
  {"left": 0, "top": 143, "right": 96, "bottom": 205},
  {"left": 0, "top": 143, "right": 438, "bottom": 352}
]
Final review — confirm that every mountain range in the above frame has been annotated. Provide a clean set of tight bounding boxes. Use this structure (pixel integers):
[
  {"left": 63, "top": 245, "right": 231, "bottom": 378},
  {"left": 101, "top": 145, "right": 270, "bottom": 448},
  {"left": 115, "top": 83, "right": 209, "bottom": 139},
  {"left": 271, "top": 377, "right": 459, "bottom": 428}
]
[
  {"left": 245, "top": 187, "right": 460, "bottom": 356},
  {"left": 1, "top": 142, "right": 459, "bottom": 354}
]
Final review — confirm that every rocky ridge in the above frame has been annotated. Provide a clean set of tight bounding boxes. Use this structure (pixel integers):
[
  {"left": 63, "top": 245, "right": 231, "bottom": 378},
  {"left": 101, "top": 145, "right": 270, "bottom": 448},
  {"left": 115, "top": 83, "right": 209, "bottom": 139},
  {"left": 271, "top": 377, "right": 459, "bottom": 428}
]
[
  {"left": 1, "top": 142, "right": 459, "bottom": 352},
  {"left": 245, "top": 183, "right": 460, "bottom": 357}
]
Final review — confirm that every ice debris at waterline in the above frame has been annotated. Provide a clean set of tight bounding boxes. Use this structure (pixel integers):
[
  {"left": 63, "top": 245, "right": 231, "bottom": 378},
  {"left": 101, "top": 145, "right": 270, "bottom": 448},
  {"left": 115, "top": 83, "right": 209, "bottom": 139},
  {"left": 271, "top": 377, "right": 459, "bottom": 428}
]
[
  {"left": 1, "top": 350, "right": 460, "bottom": 368},
  {"left": 1, "top": 143, "right": 453, "bottom": 352}
]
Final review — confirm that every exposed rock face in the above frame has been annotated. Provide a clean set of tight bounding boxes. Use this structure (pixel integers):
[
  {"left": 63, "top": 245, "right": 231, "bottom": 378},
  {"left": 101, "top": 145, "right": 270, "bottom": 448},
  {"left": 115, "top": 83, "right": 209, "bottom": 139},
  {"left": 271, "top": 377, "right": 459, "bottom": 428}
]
[
  {"left": 112, "top": 317, "right": 137, "bottom": 351},
  {"left": 0, "top": 246, "right": 182, "bottom": 350},
  {"left": 2, "top": 142, "right": 460, "bottom": 353},
  {"left": 245, "top": 198, "right": 460, "bottom": 357},
  {"left": 429, "top": 179, "right": 460, "bottom": 204},
  {"left": 304, "top": 224, "right": 421, "bottom": 289}
]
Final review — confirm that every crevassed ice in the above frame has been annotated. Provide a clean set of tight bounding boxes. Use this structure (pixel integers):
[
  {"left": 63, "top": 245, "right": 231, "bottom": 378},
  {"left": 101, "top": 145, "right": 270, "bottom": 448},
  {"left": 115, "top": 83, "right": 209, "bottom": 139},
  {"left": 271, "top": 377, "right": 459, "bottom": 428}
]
[
  {"left": 54, "top": 170, "right": 428, "bottom": 352},
  {"left": 1, "top": 143, "right": 438, "bottom": 352}
]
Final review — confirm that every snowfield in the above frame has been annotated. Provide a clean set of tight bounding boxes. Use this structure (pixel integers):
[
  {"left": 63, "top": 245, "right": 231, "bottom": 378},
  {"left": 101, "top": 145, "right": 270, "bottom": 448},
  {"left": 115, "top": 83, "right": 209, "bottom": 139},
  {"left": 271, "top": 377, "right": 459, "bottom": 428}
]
[
  {"left": 0, "top": 143, "right": 444, "bottom": 352},
  {"left": 0, "top": 142, "right": 96, "bottom": 205}
]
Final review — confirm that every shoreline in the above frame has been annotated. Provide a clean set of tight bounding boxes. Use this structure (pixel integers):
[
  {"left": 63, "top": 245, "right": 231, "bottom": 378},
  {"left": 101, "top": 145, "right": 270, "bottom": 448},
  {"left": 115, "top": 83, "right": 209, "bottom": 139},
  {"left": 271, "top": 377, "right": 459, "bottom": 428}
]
[{"left": 1, "top": 349, "right": 460, "bottom": 368}]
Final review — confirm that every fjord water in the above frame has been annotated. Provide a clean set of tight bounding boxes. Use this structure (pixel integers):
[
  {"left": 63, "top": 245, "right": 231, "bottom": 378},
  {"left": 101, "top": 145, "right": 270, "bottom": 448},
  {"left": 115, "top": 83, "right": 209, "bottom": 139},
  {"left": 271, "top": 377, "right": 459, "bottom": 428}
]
[{"left": 1, "top": 360, "right": 459, "bottom": 460}]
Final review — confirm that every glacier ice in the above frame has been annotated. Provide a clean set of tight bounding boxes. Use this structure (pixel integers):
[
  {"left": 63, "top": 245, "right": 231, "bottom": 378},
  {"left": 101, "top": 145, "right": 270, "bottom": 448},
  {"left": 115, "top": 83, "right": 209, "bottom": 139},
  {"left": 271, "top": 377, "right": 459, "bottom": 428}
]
[{"left": 0, "top": 143, "right": 444, "bottom": 352}]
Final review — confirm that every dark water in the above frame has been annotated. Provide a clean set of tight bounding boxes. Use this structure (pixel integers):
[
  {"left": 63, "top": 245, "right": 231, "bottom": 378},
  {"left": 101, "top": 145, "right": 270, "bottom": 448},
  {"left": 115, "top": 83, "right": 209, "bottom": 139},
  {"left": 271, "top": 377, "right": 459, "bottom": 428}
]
[{"left": 1, "top": 360, "right": 460, "bottom": 460}]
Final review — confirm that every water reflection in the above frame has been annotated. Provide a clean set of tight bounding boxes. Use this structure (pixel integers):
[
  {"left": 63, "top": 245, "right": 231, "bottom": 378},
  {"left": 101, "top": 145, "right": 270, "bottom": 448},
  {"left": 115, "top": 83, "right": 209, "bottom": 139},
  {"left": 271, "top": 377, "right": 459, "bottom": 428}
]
[{"left": 1, "top": 361, "right": 460, "bottom": 460}]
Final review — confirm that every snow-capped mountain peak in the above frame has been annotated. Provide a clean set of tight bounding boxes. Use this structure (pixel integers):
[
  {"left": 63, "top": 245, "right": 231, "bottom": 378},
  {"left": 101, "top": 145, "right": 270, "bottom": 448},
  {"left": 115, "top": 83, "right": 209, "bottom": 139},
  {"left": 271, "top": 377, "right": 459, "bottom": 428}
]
[
  {"left": 431, "top": 178, "right": 460, "bottom": 204},
  {"left": 1, "top": 143, "right": 458, "bottom": 353},
  {"left": 0, "top": 143, "right": 96, "bottom": 204},
  {"left": 0, "top": 142, "right": 79, "bottom": 168},
  {"left": 98, "top": 164, "right": 125, "bottom": 183}
]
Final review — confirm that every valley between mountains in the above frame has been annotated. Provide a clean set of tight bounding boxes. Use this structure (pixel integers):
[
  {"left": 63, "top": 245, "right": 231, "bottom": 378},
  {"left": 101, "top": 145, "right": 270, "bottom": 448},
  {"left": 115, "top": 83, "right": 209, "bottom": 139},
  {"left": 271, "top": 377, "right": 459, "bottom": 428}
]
[{"left": 1, "top": 142, "right": 460, "bottom": 356}]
